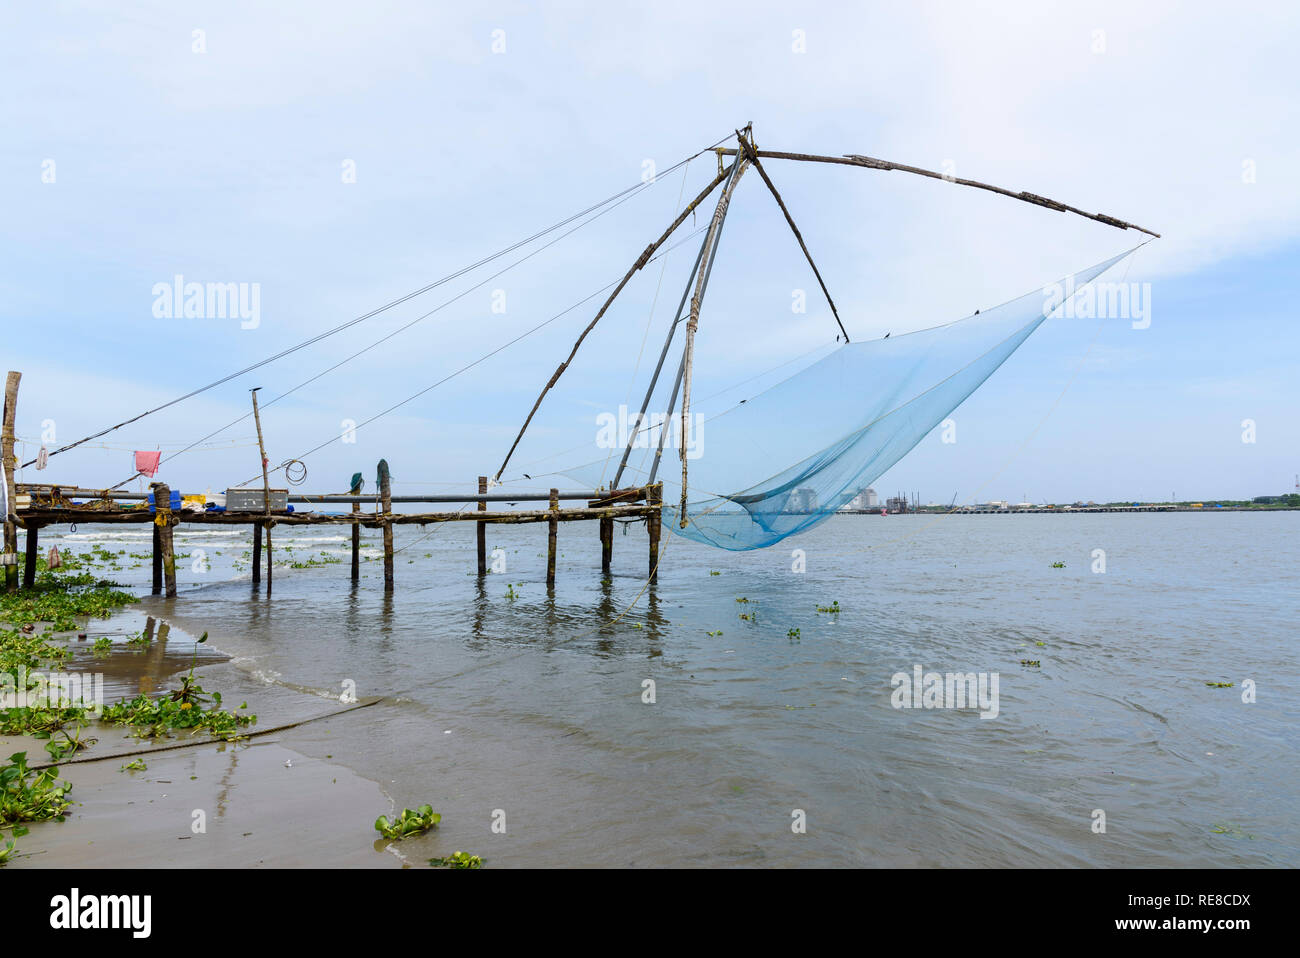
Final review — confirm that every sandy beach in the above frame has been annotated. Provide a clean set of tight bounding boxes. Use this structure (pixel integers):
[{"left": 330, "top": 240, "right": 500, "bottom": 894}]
[{"left": 3, "top": 612, "right": 415, "bottom": 869}]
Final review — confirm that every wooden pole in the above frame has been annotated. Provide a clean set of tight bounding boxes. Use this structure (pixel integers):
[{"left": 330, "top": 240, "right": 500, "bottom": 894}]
[
  {"left": 647, "top": 483, "right": 662, "bottom": 581},
  {"left": 715, "top": 147, "right": 1161, "bottom": 238},
  {"left": 494, "top": 162, "right": 737, "bottom": 483},
  {"left": 546, "top": 487, "right": 558, "bottom": 588},
  {"left": 611, "top": 230, "right": 712, "bottom": 489},
  {"left": 680, "top": 143, "right": 751, "bottom": 526},
  {"left": 151, "top": 522, "right": 163, "bottom": 594},
  {"left": 251, "top": 523, "right": 262, "bottom": 584},
  {"left": 350, "top": 475, "right": 361, "bottom": 583},
  {"left": 736, "top": 131, "right": 849, "bottom": 342},
  {"left": 22, "top": 523, "right": 38, "bottom": 589},
  {"left": 155, "top": 482, "right": 177, "bottom": 598},
  {"left": 250, "top": 388, "right": 273, "bottom": 595},
  {"left": 2, "top": 371, "right": 20, "bottom": 592},
  {"left": 380, "top": 459, "right": 393, "bottom": 591},
  {"left": 476, "top": 475, "right": 487, "bottom": 575},
  {"left": 600, "top": 515, "right": 612, "bottom": 576}
]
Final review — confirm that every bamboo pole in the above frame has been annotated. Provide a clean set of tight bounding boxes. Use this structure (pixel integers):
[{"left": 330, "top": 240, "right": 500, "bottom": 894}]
[
  {"left": 647, "top": 152, "right": 744, "bottom": 487},
  {"left": 151, "top": 523, "right": 163, "bottom": 594},
  {"left": 2, "top": 371, "right": 20, "bottom": 592},
  {"left": 22, "top": 523, "right": 38, "bottom": 589},
  {"left": 680, "top": 144, "right": 751, "bottom": 527},
  {"left": 350, "top": 475, "right": 362, "bottom": 583},
  {"left": 546, "top": 487, "right": 558, "bottom": 587},
  {"left": 600, "top": 515, "right": 612, "bottom": 576},
  {"left": 494, "top": 162, "right": 737, "bottom": 483},
  {"left": 251, "top": 523, "right": 262, "bottom": 584},
  {"left": 155, "top": 482, "right": 177, "bottom": 598},
  {"left": 380, "top": 459, "right": 394, "bottom": 591},
  {"left": 716, "top": 147, "right": 1161, "bottom": 237},
  {"left": 736, "top": 132, "right": 849, "bottom": 342},
  {"left": 477, "top": 475, "right": 487, "bottom": 575},
  {"left": 610, "top": 229, "right": 712, "bottom": 489},
  {"left": 250, "top": 389, "right": 273, "bottom": 595}
]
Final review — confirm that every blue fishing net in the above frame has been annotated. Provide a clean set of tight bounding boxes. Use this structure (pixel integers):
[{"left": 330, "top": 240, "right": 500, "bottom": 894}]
[{"left": 556, "top": 249, "right": 1136, "bottom": 550}]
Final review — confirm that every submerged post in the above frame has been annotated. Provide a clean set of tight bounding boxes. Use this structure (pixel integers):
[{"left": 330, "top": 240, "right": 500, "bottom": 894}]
[
  {"left": 379, "top": 459, "right": 393, "bottom": 592},
  {"left": 546, "top": 487, "right": 558, "bottom": 588},
  {"left": 350, "top": 474, "right": 361, "bottom": 583},
  {"left": 476, "top": 475, "right": 487, "bottom": 575},
  {"left": 155, "top": 482, "right": 177, "bottom": 598},
  {"left": 251, "top": 523, "right": 262, "bottom": 584},
  {"left": 2, "top": 371, "right": 20, "bottom": 593},
  {"left": 647, "top": 483, "right": 663, "bottom": 581},
  {"left": 251, "top": 388, "right": 273, "bottom": 595},
  {"left": 151, "top": 522, "right": 162, "bottom": 595},
  {"left": 22, "top": 523, "right": 38, "bottom": 589},
  {"left": 600, "top": 515, "right": 613, "bottom": 576}
]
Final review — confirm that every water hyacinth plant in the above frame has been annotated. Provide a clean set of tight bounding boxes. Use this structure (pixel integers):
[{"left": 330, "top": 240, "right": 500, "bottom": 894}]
[
  {"left": 374, "top": 804, "right": 441, "bottom": 839},
  {"left": 429, "top": 851, "right": 483, "bottom": 869}
]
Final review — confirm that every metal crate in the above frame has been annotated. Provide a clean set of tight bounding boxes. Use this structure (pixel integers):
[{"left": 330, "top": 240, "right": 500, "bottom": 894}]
[{"left": 225, "top": 488, "right": 288, "bottom": 513}]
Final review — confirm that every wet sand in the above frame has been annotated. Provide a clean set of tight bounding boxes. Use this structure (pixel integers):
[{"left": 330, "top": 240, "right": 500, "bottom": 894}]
[{"left": 4, "top": 615, "right": 413, "bottom": 869}]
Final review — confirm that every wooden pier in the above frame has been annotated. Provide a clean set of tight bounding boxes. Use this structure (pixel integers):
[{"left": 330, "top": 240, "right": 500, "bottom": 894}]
[{"left": 7, "top": 475, "right": 663, "bottom": 597}]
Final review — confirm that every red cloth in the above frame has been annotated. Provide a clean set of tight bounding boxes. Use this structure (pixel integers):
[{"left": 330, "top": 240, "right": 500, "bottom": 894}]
[{"left": 134, "top": 451, "right": 162, "bottom": 477}]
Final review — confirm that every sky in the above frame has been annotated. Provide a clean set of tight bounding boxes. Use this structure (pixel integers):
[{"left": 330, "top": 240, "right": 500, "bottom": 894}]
[{"left": 3, "top": 0, "right": 1297, "bottom": 508}]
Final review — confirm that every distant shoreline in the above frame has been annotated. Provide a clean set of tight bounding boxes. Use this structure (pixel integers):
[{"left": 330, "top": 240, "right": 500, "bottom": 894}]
[{"left": 836, "top": 505, "right": 1300, "bottom": 515}]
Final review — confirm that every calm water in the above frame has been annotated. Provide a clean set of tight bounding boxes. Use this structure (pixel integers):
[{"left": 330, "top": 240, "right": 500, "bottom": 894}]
[{"left": 47, "top": 511, "right": 1299, "bottom": 866}]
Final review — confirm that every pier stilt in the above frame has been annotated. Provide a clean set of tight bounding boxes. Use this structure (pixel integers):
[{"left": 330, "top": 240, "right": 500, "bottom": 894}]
[
  {"left": 477, "top": 475, "right": 487, "bottom": 575},
  {"left": 547, "top": 488, "right": 558, "bottom": 588},
  {"left": 151, "top": 523, "right": 162, "bottom": 595},
  {"left": 156, "top": 482, "right": 177, "bottom": 598},
  {"left": 23, "top": 523, "right": 38, "bottom": 589},
  {"left": 600, "top": 515, "right": 613, "bottom": 576},
  {"left": 251, "top": 523, "right": 262, "bottom": 584},
  {"left": 647, "top": 483, "right": 662, "bottom": 581},
  {"left": 380, "top": 459, "right": 394, "bottom": 592},
  {"left": 350, "top": 476, "right": 361, "bottom": 583},
  {"left": 2, "top": 371, "right": 19, "bottom": 593}
]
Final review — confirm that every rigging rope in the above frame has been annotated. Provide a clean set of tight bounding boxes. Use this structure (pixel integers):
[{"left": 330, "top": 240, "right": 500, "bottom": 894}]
[{"left": 24, "top": 132, "right": 739, "bottom": 471}]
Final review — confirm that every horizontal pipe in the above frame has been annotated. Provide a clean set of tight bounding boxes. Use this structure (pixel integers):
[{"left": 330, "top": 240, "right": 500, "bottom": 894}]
[{"left": 17, "top": 487, "right": 617, "bottom": 504}]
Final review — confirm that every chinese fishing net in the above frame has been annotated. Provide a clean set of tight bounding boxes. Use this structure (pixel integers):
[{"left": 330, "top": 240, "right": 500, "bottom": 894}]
[{"left": 559, "top": 248, "right": 1136, "bottom": 550}]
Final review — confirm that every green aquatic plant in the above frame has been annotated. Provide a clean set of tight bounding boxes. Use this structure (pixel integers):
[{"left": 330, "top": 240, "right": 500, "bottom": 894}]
[
  {"left": 708, "top": 570, "right": 721, "bottom": 576},
  {"left": 505, "top": 584, "right": 519, "bottom": 600},
  {"left": 91, "top": 636, "right": 113, "bottom": 656},
  {"left": 0, "top": 579, "right": 137, "bottom": 633},
  {"left": 1020, "top": 660, "right": 1041, "bottom": 667},
  {"left": 705, "top": 630, "right": 723, "bottom": 637},
  {"left": 787, "top": 628, "right": 801, "bottom": 640},
  {"left": 738, "top": 611, "right": 756, "bottom": 622},
  {"left": 125, "top": 630, "right": 152, "bottom": 647},
  {"left": 0, "top": 752, "right": 73, "bottom": 827},
  {"left": 0, "top": 705, "right": 88, "bottom": 737},
  {"left": 429, "top": 851, "right": 483, "bottom": 869},
  {"left": 100, "top": 687, "right": 254, "bottom": 741},
  {"left": 816, "top": 601, "right": 841, "bottom": 614},
  {"left": 120, "top": 759, "right": 148, "bottom": 772},
  {"left": 735, "top": 597, "right": 749, "bottom": 603},
  {"left": 1050, "top": 562, "right": 1066, "bottom": 569},
  {"left": 1205, "top": 681, "right": 1234, "bottom": 688},
  {"left": 375, "top": 804, "right": 440, "bottom": 839},
  {"left": 43, "top": 725, "right": 96, "bottom": 762},
  {"left": 1211, "top": 822, "right": 1254, "bottom": 839}
]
